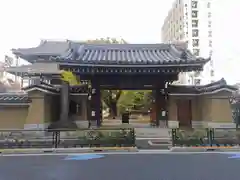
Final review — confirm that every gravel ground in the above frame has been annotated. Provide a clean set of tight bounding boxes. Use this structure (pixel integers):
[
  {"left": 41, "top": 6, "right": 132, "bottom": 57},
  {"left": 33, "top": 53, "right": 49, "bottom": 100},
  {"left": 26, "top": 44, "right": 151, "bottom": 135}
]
[{"left": 0, "top": 153, "right": 239, "bottom": 180}]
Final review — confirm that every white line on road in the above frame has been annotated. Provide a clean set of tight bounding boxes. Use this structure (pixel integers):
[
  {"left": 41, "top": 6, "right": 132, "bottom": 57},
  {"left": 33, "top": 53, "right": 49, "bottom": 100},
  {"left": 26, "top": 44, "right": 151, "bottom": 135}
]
[
  {"left": 0, "top": 150, "right": 238, "bottom": 157},
  {"left": 136, "top": 137, "right": 170, "bottom": 140}
]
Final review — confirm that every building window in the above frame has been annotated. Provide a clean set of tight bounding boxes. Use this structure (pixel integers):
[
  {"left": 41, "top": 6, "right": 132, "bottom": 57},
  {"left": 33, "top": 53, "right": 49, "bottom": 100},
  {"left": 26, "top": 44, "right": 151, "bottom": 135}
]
[
  {"left": 208, "top": 21, "right": 212, "bottom": 28},
  {"left": 208, "top": 30, "right": 212, "bottom": 37},
  {"left": 192, "top": 10, "right": 198, "bottom": 18},
  {"left": 192, "top": 1, "right": 198, "bottom": 8},
  {"left": 192, "top": 29, "right": 199, "bottom": 37},
  {"left": 209, "top": 40, "right": 212, "bottom": 47},
  {"left": 210, "top": 70, "right": 214, "bottom": 77},
  {"left": 207, "top": 2, "right": 211, "bottom": 8},
  {"left": 192, "top": 20, "right": 199, "bottom": 27},
  {"left": 193, "top": 49, "right": 200, "bottom": 56},
  {"left": 209, "top": 50, "right": 213, "bottom": 57},
  {"left": 208, "top": 12, "right": 212, "bottom": 18},
  {"left": 192, "top": 39, "right": 199, "bottom": 47}
]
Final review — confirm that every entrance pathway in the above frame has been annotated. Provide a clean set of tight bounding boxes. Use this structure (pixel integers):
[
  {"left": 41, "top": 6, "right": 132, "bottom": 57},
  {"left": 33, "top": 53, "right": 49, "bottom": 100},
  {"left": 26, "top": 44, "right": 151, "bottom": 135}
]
[{"left": 135, "top": 127, "right": 170, "bottom": 138}]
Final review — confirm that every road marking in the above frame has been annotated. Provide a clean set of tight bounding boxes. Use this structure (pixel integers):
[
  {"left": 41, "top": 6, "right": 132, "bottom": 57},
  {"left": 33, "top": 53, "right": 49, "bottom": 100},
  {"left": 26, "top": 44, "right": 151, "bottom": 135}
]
[
  {"left": 227, "top": 153, "right": 240, "bottom": 159},
  {"left": 64, "top": 154, "right": 104, "bottom": 160},
  {"left": 136, "top": 138, "right": 170, "bottom": 140},
  {"left": 2, "top": 150, "right": 240, "bottom": 157}
]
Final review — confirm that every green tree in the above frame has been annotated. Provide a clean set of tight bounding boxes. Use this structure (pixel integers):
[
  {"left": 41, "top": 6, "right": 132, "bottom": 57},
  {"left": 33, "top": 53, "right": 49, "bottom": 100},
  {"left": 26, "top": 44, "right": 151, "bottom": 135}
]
[
  {"left": 118, "top": 90, "right": 152, "bottom": 114},
  {"left": 85, "top": 37, "right": 127, "bottom": 118}
]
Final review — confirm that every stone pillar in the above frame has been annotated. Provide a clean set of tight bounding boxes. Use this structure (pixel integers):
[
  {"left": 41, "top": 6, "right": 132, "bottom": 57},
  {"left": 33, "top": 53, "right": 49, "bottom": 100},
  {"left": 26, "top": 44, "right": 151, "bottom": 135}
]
[
  {"left": 60, "top": 81, "right": 69, "bottom": 122},
  {"left": 48, "top": 80, "right": 77, "bottom": 129}
]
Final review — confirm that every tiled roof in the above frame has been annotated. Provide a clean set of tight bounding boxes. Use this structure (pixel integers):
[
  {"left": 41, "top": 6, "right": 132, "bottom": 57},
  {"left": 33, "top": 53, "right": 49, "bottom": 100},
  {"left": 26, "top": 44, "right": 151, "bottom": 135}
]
[
  {"left": 53, "top": 44, "right": 208, "bottom": 66},
  {"left": 168, "top": 78, "right": 238, "bottom": 94},
  {"left": 0, "top": 93, "right": 31, "bottom": 104},
  {"left": 22, "top": 82, "right": 60, "bottom": 94},
  {"left": 12, "top": 40, "right": 209, "bottom": 66},
  {"left": 12, "top": 40, "right": 71, "bottom": 57},
  {"left": 22, "top": 82, "right": 88, "bottom": 94},
  {"left": 5, "top": 63, "right": 61, "bottom": 76}
]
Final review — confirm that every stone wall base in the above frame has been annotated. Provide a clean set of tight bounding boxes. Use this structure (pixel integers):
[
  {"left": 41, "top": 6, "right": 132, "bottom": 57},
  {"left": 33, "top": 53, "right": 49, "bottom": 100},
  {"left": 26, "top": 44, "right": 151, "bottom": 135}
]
[
  {"left": 24, "top": 123, "right": 49, "bottom": 130},
  {"left": 192, "top": 121, "right": 235, "bottom": 128}
]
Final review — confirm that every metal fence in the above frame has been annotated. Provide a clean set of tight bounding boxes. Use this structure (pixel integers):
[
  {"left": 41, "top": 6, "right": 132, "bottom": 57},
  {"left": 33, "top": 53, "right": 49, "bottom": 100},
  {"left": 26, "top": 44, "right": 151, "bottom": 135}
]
[
  {"left": 0, "top": 127, "right": 136, "bottom": 149},
  {"left": 171, "top": 128, "right": 240, "bottom": 147}
]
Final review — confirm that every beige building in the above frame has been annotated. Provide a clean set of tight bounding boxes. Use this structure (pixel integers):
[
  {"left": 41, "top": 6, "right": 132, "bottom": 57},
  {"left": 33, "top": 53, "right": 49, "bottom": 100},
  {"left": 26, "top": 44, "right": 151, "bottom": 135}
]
[
  {"left": 0, "top": 82, "right": 88, "bottom": 130},
  {"left": 167, "top": 78, "right": 236, "bottom": 128},
  {"left": 161, "top": 0, "right": 214, "bottom": 85}
]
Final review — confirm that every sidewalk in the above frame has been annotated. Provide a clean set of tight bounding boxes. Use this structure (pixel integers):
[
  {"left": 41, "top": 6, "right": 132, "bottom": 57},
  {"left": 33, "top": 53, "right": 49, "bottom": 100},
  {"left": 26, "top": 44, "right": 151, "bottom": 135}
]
[{"left": 0, "top": 147, "right": 138, "bottom": 154}]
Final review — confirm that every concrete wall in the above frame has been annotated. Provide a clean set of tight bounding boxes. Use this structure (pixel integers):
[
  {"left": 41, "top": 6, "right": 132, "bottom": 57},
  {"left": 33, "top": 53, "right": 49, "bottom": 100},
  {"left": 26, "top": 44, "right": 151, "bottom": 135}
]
[
  {"left": 24, "top": 90, "right": 50, "bottom": 129},
  {"left": 0, "top": 92, "right": 89, "bottom": 130},
  {"left": 168, "top": 90, "right": 234, "bottom": 128},
  {"left": 70, "top": 95, "right": 88, "bottom": 128},
  {"left": 0, "top": 89, "right": 233, "bottom": 129},
  {"left": 0, "top": 106, "right": 28, "bottom": 129}
]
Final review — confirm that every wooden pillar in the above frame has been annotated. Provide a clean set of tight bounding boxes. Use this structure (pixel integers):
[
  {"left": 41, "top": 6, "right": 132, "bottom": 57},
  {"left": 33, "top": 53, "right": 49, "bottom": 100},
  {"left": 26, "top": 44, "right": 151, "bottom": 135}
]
[
  {"left": 153, "top": 86, "right": 168, "bottom": 127},
  {"left": 88, "top": 79, "right": 101, "bottom": 127},
  {"left": 159, "top": 88, "right": 168, "bottom": 127},
  {"left": 154, "top": 89, "right": 160, "bottom": 127}
]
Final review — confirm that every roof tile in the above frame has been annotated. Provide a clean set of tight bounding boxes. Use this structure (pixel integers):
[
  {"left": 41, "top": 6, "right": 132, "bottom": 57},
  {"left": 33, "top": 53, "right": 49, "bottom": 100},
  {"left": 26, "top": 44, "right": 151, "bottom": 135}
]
[
  {"left": 168, "top": 78, "right": 237, "bottom": 94},
  {"left": 0, "top": 94, "right": 30, "bottom": 104},
  {"left": 70, "top": 44, "right": 206, "bottom": 65},
  {"left": 12, "top": 40, "right": 71, "bottom": 56},
  {"left": 12, "top": 41, "right": 209, "bottom": 65}
]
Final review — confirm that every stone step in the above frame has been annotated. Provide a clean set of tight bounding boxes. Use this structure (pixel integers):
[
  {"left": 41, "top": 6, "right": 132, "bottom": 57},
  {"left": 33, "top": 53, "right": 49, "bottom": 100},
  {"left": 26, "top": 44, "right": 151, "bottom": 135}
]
[{"left": 148, "top": 139, "right": 172, "bottom": 147}]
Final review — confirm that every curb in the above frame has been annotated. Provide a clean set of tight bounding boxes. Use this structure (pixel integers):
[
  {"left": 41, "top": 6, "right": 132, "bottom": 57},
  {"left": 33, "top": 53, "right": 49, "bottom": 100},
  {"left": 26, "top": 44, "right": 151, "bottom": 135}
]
[
  {"left": 0, "top": 147, "right": 138, "bottom": 154},
  {"left": 170, "top": 146, "right": 240, "bottom": 152}
]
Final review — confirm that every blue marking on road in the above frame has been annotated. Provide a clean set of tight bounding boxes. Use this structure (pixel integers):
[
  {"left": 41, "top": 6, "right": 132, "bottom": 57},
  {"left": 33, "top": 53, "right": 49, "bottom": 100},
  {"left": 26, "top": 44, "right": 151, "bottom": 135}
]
[
  {"left": 64, "top": 154, "right": 105, "bottom": 160},
  {"left": 228, "top": 153, "right": 240, "bottom": 159}
]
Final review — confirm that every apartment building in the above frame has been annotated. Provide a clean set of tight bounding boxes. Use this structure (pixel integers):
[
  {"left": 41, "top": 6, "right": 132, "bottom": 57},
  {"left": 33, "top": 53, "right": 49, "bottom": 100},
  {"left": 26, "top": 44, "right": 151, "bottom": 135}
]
[{"left": 161, "top": 0, "right": 214, "bottom": 85}]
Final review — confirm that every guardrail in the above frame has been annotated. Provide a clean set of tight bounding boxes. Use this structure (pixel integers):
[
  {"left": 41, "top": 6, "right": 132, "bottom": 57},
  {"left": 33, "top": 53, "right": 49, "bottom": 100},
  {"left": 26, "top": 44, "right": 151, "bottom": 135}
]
[
  {"left": 171, "top": 128, "right": 240, "bottom": 147},
  {"left": 0, "top": 127, "right": 136, "bottom": 149}
]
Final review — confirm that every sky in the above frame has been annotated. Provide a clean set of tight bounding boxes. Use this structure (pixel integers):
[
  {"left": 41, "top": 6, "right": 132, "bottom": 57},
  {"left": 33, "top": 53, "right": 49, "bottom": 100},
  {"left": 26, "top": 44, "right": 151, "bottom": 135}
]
[{"left": 0, "top": 0, "right": 239, "bottom": 84}]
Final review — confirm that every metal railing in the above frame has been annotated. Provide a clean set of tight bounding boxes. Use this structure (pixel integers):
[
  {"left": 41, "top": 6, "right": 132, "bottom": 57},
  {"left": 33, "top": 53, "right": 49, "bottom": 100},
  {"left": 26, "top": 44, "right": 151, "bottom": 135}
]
[
  {"left": 0, "top": 127, "right": 136, "bottom": 149},
  {"left": 171, "top": 128, "right": 240, "bottom": 147}
]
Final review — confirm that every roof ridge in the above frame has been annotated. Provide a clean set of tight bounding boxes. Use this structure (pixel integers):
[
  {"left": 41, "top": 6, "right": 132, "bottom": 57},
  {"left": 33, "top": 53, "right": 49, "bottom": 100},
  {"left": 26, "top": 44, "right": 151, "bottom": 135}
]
[{"left": 83, "top": 43, "right": 171, "bottom": 50}]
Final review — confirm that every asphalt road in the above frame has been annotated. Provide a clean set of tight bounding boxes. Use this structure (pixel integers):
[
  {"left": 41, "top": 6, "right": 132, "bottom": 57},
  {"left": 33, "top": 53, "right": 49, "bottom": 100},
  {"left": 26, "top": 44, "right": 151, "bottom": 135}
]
[
  {"left": 136, "top": 139, "right": 170, "bottom": 149},
  {"left": 0, "top": 152, "right": 240, "bottom": 180}
]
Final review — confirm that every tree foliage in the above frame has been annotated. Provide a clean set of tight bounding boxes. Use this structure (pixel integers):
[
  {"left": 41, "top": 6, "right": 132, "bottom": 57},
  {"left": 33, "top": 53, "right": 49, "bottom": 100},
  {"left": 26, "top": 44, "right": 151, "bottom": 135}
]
[
  {"left": 118, "top": 90, "right": 152, "bottom": 114},
  {"left": 86, "top": 37, "right": 127, "bottom": 44},
  {"left": 231, "top": 88, "right": 240, "bottom": 127}
]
